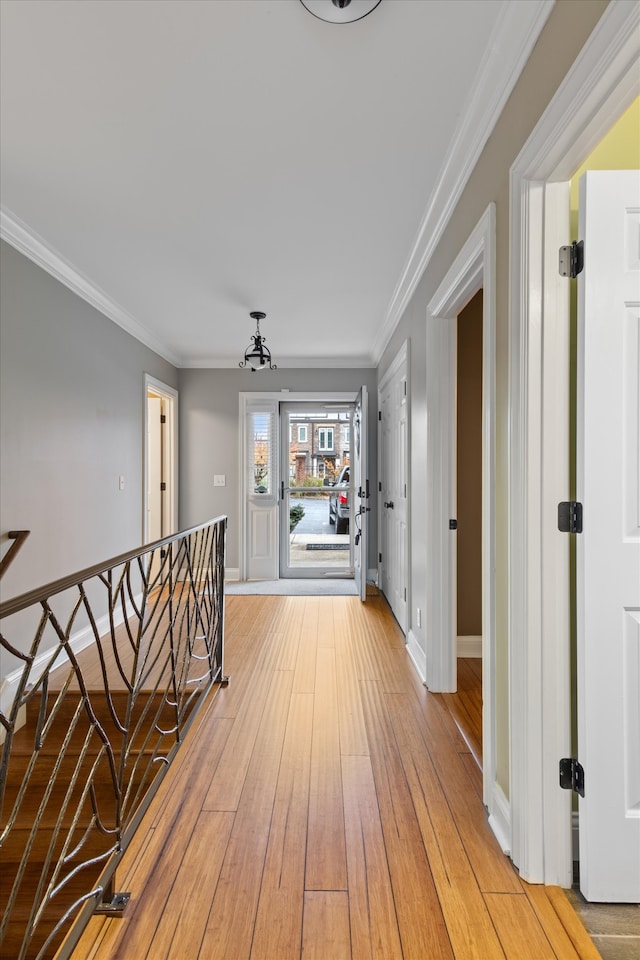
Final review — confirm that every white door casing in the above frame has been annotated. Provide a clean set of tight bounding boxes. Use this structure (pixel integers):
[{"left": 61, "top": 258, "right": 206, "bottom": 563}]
[
  {"left": 424, "top": 204, "right": 499, "bottom": 834},
  {"left": 353, "top": 386, "right": 368, "bottom": 602},
  {"left": 508, "top": 0, "right": 639, "bottom": 886},
  {"left": 577, "top": 169, "right": 640, "bottom": 903},
  {"left": 378, "top": 342, "right": 409, "bottom": 631}
]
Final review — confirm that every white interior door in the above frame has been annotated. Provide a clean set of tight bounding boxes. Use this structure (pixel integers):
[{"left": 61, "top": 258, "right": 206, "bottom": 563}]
[
  {"left": 577, "top": 169, "right": 640, "bottom": 902},
  {"left": 353, "top": 386, "right": 368, "bottom": 601},
  {"left": 379, "top": 348, "right": 408, "bottom": 630}
]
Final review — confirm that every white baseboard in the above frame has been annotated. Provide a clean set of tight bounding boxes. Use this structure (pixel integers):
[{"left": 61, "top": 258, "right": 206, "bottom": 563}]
[
  {"left": 0, "top": 593, "right": 142, "bottom": 719},
  {"left": 225, "top": 567, "right": 240, "bottom": 582},
  {"left": 457, "top": 635, "right": 482, "bottom": 657},
  {"left": 487, "top": 780, "right": 511, "bottom": 856},
  {"left": 406, "top": 628, "right": 426, "bottom": 683}
]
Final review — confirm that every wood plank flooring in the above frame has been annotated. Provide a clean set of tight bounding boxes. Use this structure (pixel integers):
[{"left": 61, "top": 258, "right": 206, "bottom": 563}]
[{"left": 70, "top": 595, "right": 600, "bottom": 960}]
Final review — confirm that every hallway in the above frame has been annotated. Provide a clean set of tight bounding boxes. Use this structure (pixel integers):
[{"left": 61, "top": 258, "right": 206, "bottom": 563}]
[{"left": 72, "top": 595, "right": 599, "bottom": 959}]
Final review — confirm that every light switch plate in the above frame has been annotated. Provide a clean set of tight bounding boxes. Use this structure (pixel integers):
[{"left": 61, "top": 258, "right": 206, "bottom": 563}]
[{"left": 214, "top": 475, "right": 226, "bottom": 487}]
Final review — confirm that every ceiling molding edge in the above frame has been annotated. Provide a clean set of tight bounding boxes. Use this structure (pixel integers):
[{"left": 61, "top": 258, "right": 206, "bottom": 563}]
[
  {"left": 0, "top": 207, "right": 183, "bottom": 367},
  {"left": 371, "top": 0, "right": 554, "bottom": 365}
]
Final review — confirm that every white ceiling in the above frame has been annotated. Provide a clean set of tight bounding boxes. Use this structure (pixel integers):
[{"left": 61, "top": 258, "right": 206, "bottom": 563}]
[{"left": 0, "top": 0, "right": 552, "bottom": 368}]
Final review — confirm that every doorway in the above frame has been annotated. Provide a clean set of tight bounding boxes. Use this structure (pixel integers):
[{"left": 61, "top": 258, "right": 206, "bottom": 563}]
[
  {"left": 424, "top": 203, "right": 497, "bottom": 832},
  {"left": 279, "top": 402, "right": 354, "bottom": 579},
  {"left": 454, "top": 291, "right": 484, "bottom": 771},
  {"left": 144, "top": 375, "right": 178, "bottom": 546},
  {"left": 239, "top": 389, "right": 369, "bottom": 594}
]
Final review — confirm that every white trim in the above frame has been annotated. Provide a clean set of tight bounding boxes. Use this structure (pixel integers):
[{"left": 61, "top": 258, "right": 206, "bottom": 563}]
[
  {"left": 225, "top": 567, "right": 240, "bottom": 582},
  {"left": 488, "top": 782, "right": 512, "bottom": 856},
  {"left": 0, "top": 596, "right": 142, "bottom": 718},
  {"left": 372, "top": 0, "right": 553, "bottom": 363},
  {"left": 143, "top": 375, "right": 179, "bottom": 545},
  {"left": 457, "top": 636, "right": 482, "bottom": 658},
  {"left": 378, "top": 339, "right": 409, "bottom": 392},
  {"left": 0, "top": 208, "right": 181, "bottom": 367},
  {"left": 508, "top": 0, "right": 640, "bottom": 886},
  {"left": 406, "top": 628, "right": 426, "bottom": 684},
  {"left": 425, "top": 203, "right": 497, "bottom": 819}
]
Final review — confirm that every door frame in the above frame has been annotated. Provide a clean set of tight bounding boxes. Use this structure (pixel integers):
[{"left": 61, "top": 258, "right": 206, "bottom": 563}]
[
  {"left": 238, "top": 391, "right": 358, "bottom": 581},
  {"left": 424, "top": 204, "right": 497, "bottom": 826},
  {"left": 279, "top": 399, "right": 355, "bottom": 580},
  {"left": 508, "top": 0, "right": 639, "bottom": 885},
  {"left": 143, "top": 374, "right": 178, "bottom": 544}
]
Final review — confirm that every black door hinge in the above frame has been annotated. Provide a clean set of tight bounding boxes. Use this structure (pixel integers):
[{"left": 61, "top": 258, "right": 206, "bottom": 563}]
[
  {"left": 160, "top": 413, "right": 166, "bottom": 424},
  {"left": 160, "top": 481, "right": 167, "bottom": 491},
  {"left": 559, "top": 758, "right": 585, "bottom": 797},
  {"left": 559, "top": 240, "right": 584, "bottom": 278},
  {"left": 378, "top": 411, "right": 382, "bottom": 421},
  {"left": 558, "top": 501, "right": 583, "bottom": 534},
  {"left": 379, "top": 552, "right": 382, "bottom": 563},
  {"left": 379, "top": 481, "right": 382, "bottom": 492},
  {"left": 449, "top": 519, "right": 457, "bottom": 530}
]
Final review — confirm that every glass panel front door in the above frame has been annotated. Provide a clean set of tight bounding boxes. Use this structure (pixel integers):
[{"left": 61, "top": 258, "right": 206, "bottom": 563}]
[{"left": 280, "top": 403, "right": 354, "bottom": 578}]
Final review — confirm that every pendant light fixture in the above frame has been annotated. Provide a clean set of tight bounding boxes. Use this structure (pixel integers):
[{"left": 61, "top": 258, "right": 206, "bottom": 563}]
[
  {"left": 300, "top": 0, "right": 381, "bottom": 24},
  {"left": 239, "top": 311, "right": 277, "bottom": 372}
]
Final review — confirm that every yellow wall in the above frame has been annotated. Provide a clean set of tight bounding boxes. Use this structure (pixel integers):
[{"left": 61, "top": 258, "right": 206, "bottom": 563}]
[{"left": 570, "top": 95, "right": 640, "bottom": 228}]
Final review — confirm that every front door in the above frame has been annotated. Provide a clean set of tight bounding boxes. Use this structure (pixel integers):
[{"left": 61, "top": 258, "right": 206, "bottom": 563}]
[
  {"left": 577, "top": 169, "right": 640, "bottom": 902},
  {"left": 279, "top": 403, "right": 353, "bottom": 579}
]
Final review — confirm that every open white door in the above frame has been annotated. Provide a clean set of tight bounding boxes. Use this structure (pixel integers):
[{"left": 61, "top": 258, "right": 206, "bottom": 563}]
[
  {"left": 353, "top": 386, "right": 368, "bottom": 601},
  {"left": 577, "top": 169, "right": 640, "bottom": 902}
]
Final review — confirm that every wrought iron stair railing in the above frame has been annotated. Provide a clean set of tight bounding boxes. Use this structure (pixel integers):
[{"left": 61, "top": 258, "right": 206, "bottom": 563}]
[{"left": 0, "top": 516, "right": 227, "bottom": 960}]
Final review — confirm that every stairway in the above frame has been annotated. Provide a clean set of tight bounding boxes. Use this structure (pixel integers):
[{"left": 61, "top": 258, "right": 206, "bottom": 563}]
[{"left": 1, "top": 688, "right": 175, "bottom": 959}]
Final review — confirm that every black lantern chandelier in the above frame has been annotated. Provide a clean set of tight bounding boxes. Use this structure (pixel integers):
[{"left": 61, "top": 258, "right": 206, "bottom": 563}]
[{"left": 239, "top": 311, "right": 277, "bottom": 372}]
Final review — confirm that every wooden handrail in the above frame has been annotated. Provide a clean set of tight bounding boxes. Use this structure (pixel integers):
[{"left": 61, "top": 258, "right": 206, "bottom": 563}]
[{"left": 0, "top": 530, "right": 30, "bottom": 580}]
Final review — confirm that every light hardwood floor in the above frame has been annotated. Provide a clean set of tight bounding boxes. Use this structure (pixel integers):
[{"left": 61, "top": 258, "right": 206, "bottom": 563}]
[{"left": 71, "top": 595, "right": 602, "bottom": 960}]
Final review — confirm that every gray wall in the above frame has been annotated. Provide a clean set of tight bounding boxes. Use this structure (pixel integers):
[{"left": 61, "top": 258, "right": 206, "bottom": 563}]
[
  {"left": 178, "top": 367, "right": 378, "bottom": 571},
  {"left": 378, "top": 0, "right": 609, "bottom": 793},
  {"left": 0, "top": 240, "right": 178, "bottom": 621}
]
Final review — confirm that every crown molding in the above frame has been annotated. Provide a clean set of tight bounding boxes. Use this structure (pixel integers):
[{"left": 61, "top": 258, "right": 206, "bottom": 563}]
[
  {"left": 0, "top": 207, "right": 182, "bottom": 367},
  {"left": 183, "top": 353, "right": 376, "bottom": 370},
  {"left": 372, "top": 0, "right": 554, "bottom": 364}
]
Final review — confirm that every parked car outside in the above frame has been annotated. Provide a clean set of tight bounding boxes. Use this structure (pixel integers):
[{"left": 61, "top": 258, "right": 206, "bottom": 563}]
[{"left": 328, "top": 465, "right": 350, "bottom": 534}]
